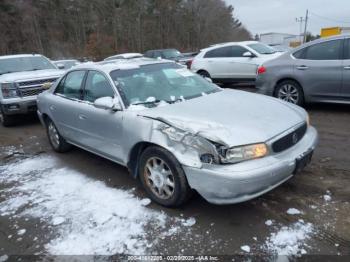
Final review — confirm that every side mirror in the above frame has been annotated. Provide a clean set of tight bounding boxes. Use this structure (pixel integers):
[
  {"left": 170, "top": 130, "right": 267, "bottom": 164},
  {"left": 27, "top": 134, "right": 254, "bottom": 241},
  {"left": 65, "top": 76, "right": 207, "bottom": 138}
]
[
  {"left": 243, "top": 51, "right": 255, "bottom": 58},
  {"left": 94, "top": 96, "right": 122, "bottom": 111},
  {"left": 57, "top": 63, "right": 65, "bottom": 69}
]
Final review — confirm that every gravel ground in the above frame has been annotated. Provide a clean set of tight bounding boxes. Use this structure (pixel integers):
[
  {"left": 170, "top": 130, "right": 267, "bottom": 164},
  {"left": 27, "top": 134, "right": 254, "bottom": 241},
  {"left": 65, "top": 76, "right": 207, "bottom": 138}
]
[{"left": 0, "top": 87, "right": 349, "bottom": 260}]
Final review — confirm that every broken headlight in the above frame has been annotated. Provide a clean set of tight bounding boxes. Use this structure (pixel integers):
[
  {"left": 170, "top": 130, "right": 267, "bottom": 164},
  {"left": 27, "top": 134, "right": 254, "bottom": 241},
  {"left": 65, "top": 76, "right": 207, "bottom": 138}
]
[
  {"left": 161, "top": 126, "right": 220, "bottom": 164},
  {"left": 220, "top": 143, "right": 268, "bottom": 164}
]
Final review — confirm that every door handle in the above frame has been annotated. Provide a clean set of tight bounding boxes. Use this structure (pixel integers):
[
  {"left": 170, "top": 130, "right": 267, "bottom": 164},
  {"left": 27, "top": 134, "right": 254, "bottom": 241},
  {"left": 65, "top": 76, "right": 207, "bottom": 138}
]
[
  {"left": 297, "top": 65, "right": 309, "bottom": 70},
  {"left": 78, "top": 114, "right": 87, "bottom": 120},
  {"left": 344, "top": 66, "right": 350, "bottom": 70}
]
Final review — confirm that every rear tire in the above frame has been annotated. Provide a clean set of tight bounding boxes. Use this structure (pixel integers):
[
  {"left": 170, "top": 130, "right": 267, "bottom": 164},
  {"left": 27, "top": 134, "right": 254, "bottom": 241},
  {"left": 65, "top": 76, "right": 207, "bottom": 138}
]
[
  {"left": 46, "top": 119, "right": 72, "bottom": 153},
  {"left": 275, "top": 80, "right": 304, "bottom": 106},
  {"left": 139, "top": 146, "right": 192, "bottom": 207},
  {"left": 0, "top": 108, "right": 15, "bottom": 127}
]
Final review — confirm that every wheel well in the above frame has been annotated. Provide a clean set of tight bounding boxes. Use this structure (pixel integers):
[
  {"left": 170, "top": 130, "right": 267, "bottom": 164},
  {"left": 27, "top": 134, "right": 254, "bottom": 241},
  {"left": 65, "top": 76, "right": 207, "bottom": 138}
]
[
  {"left": 42, "top": 113, "right": 50, "bottom": 126},
  {"left": 197, "top": 69, "right": 209, "bottom": 74},
  {"left": 127, "top": 142, "right": 158, "bottom": 178},
  {"left": 274, "top": 78, "right": 303, "bottom": 96}
]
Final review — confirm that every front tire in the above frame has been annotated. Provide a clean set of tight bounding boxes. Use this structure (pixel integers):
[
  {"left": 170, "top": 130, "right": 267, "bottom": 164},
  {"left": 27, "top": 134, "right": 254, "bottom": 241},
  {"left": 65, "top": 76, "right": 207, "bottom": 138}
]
[
  {"left": 275, "top": 80, "right": 304, "bottom": 106},
  {"left": 46, "top": 119, "right": 72, "bottom": 153},
  {"left": 0, "top": 108, "right": 15, "bottom": 127},
  {"left": 139, "top": 146, "right": 192, "bottom": 207}
]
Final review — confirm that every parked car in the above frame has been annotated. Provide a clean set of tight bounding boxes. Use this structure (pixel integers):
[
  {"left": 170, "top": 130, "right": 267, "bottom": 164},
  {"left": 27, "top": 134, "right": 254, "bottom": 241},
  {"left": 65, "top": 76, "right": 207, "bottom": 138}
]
[
  {"left": 256, "top": 35, "right": 350, "bottom": 106},
  {"left": 270, "top": 45, "right": 293, "bottom": 53},
  {"left": 190, "top": 41, "right": 282, "bottom": 83},
  {"left": 144, "top": 49, "right": 193, "bottom": 67},
  {"left": 37, "top": 59, "right": 318, "bottom": 207},
  {"left": 53, "top": 59, "right": 80, "bottom": 70},
  {"left": 104, "top": 53, "right": 143, "bottom": 61},
  {"left": 0, "top": 54, "right": 64, "bottom": 126}
]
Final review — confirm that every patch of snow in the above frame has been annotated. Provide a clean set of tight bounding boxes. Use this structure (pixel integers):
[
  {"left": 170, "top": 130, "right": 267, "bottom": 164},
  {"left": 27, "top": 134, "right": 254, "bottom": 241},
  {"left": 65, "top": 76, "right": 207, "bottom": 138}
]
[
  {"left": 265, "top": 220, "right": 273, "bottom": 226},
  {"left": 264, "top": 221, "right": 314, "bottom": 256},
  {"left": 241, "top": 245, "right": 250, "bottom": 253},
  {"left": 52, "top": 217, "right": 65, "bottom": 226},
  {"left": 17, "top": 229, "right": 26, "bottom": 236},
  {"left": 0, "top": 156, "right": 194, "bottom": 255},
  {"left": 287, "top": 208, "right": 302, "bottom": 215},
  {"left": 0, "top": 255, "right": 8, "bottom": 262},
  {"left": 324, "top": 195, "right": 332, "bottom": 202},
  {"left": 183, "top": 217, "right": 196, "bottom": 227},
  {"left": 140, "top": 198, "right": 151, "bottom": 206}
]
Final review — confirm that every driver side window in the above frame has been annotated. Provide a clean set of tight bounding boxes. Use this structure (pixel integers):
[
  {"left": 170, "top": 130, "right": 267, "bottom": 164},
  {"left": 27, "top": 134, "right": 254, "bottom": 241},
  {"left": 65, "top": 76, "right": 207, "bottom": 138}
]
[{"left": 84, "top": 71, "right": 115, "bottom": 103}]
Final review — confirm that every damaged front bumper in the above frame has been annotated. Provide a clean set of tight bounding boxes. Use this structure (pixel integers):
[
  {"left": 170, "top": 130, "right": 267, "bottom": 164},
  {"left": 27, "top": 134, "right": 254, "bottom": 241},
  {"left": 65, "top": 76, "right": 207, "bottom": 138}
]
[{"left": 183, "top": 126, "right": 318, "bottom": 205}]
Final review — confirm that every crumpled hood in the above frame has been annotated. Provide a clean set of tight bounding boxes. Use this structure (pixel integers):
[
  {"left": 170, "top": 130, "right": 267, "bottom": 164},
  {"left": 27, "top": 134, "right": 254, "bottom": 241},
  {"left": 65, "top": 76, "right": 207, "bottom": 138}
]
[
  {"left": 0, "top": 69, "right": 64, "bottom": 82},
  {"left": 140, "top": 89, "right": 306, "bottom": 147}
]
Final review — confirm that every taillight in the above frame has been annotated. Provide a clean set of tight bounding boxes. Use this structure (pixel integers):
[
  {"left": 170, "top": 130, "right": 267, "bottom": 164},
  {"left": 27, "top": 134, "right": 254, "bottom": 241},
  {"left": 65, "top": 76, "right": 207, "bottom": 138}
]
[
  {"left": 257, "top": 66, "right": 266, "bottom": 75},
  {"left": 186, "top": 59, "right": 193, "bottom": 69}
]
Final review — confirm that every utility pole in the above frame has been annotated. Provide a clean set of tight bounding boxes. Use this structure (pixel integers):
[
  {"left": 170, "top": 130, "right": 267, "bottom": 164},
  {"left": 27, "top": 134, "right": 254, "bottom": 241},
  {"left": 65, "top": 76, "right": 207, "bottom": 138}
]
[
  {"left": 303, "top": 9, "right": 309, "bottom": 43},
  {"left": 296, "top": 17, "right": 305, "bottom": 42}
]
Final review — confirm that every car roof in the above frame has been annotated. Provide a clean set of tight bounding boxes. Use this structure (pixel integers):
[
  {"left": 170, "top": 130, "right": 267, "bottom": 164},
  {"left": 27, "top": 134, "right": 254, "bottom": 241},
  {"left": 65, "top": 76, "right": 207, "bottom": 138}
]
[
  {"left": 105, "top": 53, "right": 143, "bottom": 60},
  {"left": 53, "top": 59, "right": 78, "bottom": 63},
  {"left": 0, "top": 54, "right": 43, "bottom": 60},
  {"left": 202, "top": 41, "right": 260, "bottom": 52},
  {"left": 71, "top": 57, "right": 174, "bottom": 74}
]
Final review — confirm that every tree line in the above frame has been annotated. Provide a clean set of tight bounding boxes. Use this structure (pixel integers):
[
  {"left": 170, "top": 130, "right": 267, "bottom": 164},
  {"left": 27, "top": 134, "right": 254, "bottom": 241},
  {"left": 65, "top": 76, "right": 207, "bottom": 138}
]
[{"left": 0, "top": 0, "right": 251, "bottom": 61}]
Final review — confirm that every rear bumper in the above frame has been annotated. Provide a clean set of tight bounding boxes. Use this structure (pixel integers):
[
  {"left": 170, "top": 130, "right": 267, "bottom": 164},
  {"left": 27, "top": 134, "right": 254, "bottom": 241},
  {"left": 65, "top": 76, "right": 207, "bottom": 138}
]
[
  {"left": 0, "top": 96, "right": 37, "bottom": 115},
  {"left": 255, "top": 76, "right": 275, "bottom": 96},
  {"left": 183, "top": 126, "right": 318, "bottom": 205}
]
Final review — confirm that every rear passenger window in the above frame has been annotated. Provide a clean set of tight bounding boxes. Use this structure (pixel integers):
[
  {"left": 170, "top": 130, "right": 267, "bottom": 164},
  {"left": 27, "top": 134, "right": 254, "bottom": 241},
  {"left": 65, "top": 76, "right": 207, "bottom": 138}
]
[
  {"left": 204, "top": 46, "right": 248, "bottom": 58},
  {"left": 204, "top": 46, "right": 232, "bottom": 58},
  {"left": 84, "top": 71, "right": 115, "bottom": 103},
  {"left": 345, "top": 39, "right": 350, "bottom": 59},
  {"left": 304, "top": 40, "right": 342, "bottom": 60},
  {"left": 55, "top": 71, "right": 85, "bottom": 99}
]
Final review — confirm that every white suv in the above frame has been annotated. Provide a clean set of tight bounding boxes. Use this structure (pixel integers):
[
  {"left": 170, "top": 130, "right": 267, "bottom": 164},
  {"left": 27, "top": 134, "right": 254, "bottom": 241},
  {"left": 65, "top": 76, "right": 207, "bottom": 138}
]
[{"left": 190, "top": 41, "right": 282, "bottom": 83}]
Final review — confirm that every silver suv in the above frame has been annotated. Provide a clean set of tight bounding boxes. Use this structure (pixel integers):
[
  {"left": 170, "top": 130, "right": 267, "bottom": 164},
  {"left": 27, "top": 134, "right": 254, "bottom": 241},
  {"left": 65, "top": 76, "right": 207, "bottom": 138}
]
[{"left": 0, "top": 54, "right": 63, "bottom": 126}]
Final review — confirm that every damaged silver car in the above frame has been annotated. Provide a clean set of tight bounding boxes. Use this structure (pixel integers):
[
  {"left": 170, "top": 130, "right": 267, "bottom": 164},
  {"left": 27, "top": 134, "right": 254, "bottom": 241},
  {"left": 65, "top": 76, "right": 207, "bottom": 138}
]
[{"left": 37, "top": 58, "right": 318, "bottom": 207}]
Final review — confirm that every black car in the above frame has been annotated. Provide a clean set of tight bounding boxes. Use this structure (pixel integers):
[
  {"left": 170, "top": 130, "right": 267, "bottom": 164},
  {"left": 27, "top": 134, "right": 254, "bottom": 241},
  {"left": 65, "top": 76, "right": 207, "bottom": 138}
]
[{"left": 144, "top": 49, "right": 196, "bottom": 68}]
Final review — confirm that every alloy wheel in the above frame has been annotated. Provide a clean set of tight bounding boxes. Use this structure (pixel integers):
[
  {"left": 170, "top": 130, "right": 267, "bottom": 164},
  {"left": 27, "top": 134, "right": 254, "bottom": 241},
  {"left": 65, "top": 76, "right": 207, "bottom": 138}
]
[
  {"left": 144, "top": 157, "right": 175, "bottom": 200},
  {"left": 48, "top": 122, "right": 60, "bottom": 148},
  {"left": 277, "top": 84, "right": 299, "bottom": 104}
]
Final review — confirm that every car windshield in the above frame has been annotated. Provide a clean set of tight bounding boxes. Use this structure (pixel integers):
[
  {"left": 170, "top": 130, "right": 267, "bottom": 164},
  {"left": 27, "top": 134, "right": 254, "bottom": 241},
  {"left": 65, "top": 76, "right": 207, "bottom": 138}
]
[
  {"left": 248, "top": 43, "right": 276, "bottom": 54},
  {"left": 162, "top": 49, "right": 183, "bottom": 59},
  {"left": 0, "top": 56, "right": 56, "bottom": 75},
  {"left": 110, "top": 63, "right": 221, "bottom": 108}
]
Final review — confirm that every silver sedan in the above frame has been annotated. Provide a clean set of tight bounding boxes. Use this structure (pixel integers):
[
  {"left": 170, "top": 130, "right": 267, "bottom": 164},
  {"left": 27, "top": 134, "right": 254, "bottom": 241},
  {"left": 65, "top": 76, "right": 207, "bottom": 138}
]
[
  {"left": 256, "top": 35, "right": 350, "bottom": 106},
  {"left": 37, "top": 58, "right": 318, "bottom": 207}
]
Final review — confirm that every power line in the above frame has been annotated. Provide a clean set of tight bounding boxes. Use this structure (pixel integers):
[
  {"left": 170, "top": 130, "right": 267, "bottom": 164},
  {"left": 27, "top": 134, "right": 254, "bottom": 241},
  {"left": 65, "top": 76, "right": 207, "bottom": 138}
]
[{"left": 309, "top": 11, "right": 350, "bottom": 24}]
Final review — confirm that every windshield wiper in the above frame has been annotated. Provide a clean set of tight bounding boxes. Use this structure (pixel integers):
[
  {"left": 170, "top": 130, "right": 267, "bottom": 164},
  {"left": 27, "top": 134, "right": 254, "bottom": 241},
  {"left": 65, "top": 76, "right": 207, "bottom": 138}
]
[
  {"left": 166, "top": 98, "right": 183, "bottom": 104},
  {"left": 131, "top": 99, "right": 162, "bottom": 106},
  {"left": 0, "top": 71, "right": 14, "bottom": 75}
]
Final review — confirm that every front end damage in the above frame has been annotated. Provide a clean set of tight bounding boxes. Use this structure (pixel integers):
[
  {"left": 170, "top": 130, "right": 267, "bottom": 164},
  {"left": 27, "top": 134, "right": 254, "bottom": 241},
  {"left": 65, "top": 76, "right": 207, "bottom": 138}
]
[{"left": 141, "top": 116, "right": 318, "bottom": 205}]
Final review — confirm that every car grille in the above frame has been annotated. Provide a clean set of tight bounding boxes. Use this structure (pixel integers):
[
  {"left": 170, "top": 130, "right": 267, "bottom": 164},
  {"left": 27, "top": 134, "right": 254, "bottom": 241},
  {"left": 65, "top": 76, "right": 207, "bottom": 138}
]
[
  {"left": 17, "top": 78, "right": 58, "bottom": 97},
  {"left": 272, "top": 123, "right": 307, "bottom": 153}
]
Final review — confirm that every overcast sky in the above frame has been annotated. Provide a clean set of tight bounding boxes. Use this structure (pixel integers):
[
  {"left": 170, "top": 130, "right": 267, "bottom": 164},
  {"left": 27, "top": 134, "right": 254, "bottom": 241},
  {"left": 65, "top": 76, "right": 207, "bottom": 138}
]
[{"left": 225, "top": 0, "right": 350, "bottom": 36}]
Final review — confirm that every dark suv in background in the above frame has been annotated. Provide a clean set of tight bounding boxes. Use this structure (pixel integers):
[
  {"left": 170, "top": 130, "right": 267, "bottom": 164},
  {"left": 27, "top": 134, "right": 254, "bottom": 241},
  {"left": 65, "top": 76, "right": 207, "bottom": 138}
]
[{"left": 144, "top": 49, "right": 195, "bottom": 68}]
